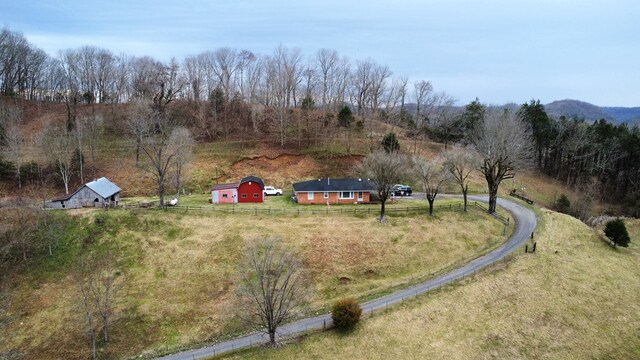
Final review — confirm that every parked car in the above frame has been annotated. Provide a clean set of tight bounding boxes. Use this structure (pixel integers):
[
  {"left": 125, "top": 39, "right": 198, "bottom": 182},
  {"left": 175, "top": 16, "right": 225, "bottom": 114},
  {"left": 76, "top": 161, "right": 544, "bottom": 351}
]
[
  {"left": 392, "top": 184, "right": 412, "bottom": 196},
  {"left": 263, "top": 186, "right": 283, "bottom": 196}
]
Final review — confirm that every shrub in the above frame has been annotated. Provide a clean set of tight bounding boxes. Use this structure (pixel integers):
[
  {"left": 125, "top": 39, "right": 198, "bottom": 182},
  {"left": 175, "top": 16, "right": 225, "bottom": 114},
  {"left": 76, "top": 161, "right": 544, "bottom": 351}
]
[
  {"left": 555, "top": 194, "right": 571, "bottom": 214},
  {"left": 604, "top": 218, "right": 630, "bottom": 247},
  {"left": 337, "top": 106, "right": 353, "bottom": 128},
  {"left": 331, "top": 298, "right": 362, "bottom": 331},
  {"left": 381, "top": 132, "right": 400, "bottom": 153}
]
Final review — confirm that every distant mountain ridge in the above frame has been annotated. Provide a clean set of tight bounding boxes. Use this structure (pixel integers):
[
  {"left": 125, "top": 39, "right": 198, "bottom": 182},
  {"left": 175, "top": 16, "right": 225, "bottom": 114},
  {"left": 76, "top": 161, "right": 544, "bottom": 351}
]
[
  {"left": 401, "top": 99, "right": 640, "bottom": 125},
  {"left": 544, "top": 99, "right": 640, "bottom": 125}
]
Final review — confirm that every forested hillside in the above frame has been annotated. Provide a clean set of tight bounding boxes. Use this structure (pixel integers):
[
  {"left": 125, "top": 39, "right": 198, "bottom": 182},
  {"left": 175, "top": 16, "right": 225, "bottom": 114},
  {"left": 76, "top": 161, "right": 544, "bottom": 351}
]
[
  {"left": 545, "top": 99, "right": 640, "bottom": 124},
  {"left": 0, "top": 26, "right": 639, "bottom": 215}
]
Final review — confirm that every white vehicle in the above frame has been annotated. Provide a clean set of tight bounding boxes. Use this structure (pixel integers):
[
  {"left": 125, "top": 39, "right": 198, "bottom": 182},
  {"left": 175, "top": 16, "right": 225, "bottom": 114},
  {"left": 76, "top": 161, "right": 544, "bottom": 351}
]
[{"left": 263, "top": 186, "right": 283, "bottom": 196}]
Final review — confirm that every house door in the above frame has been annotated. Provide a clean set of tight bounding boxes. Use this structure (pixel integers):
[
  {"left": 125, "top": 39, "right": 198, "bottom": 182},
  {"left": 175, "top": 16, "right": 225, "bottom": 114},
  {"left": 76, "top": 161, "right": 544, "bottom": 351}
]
[{"left": 358, "top": 192, "right": 363, "bottom": 201}]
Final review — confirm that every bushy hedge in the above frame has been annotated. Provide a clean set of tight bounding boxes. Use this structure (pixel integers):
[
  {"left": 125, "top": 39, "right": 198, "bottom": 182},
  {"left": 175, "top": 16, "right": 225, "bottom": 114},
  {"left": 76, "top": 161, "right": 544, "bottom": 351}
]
[{"left": 331, "top": 298, "right": 362, "bottom": 331}]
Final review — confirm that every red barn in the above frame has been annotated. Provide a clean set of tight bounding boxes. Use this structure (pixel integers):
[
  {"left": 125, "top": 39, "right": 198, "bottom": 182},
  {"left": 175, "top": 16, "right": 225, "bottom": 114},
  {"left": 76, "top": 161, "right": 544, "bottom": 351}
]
[
  {"left": 211, "top": 176, "right": 265, "bottom": 204},
  {"left": 237, "top": 176, "right": 265, "bottom": 203}
]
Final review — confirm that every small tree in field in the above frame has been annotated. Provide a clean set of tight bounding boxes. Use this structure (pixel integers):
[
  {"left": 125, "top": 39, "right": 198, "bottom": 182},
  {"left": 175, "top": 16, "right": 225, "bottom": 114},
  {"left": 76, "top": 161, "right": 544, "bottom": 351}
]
[
  {"left": 413, "top": 156, "right": 448, "bottom": 216},
  {"left": 236, "top": 237, "right": 309, "bottom": 346},
  {"left": 75, "top": 249, "right": 121, "bottom": 360},
  {"left": 359, "top": 149, "right": 409, "bottom": 221},
  {"left": 444, "top": 147, "right": 478, "bottom": 212},
  {"left": 331, "top": 298, "right": 362, "bottom": 332},
  {"left": 604, "top": 218, "right": 630, "bottom": 247}
]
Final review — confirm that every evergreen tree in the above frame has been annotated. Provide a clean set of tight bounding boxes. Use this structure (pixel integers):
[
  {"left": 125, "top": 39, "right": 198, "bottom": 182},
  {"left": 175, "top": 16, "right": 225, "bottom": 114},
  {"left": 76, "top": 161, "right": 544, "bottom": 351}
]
[
  {"left": 381, "top": 132, "right": 400, "bottom": 153},
  {"left": 604, "top": 218, "right": 630, "bottom": 247},
  {"left": 337, "top": 106, "right": 353, "bottom": 128}
]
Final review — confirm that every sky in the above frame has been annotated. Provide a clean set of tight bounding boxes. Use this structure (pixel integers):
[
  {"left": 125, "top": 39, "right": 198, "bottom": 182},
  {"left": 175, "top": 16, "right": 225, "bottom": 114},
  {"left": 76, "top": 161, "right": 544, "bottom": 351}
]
[{"left": 2, "top": 0, "right": 639, "bottom": 107}]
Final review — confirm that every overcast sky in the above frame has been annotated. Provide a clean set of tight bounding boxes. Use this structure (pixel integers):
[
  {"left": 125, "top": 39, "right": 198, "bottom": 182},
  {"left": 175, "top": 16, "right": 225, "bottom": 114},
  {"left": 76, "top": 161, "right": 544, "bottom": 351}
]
[{"left": 2, "top": 0, "right": 639, "bottom": 106}]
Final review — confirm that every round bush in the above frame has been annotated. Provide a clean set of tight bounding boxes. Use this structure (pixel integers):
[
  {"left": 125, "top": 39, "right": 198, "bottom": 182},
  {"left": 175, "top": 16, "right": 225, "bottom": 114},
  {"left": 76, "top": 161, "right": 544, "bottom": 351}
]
[{"left": 331, "top": 298, "right": 362, "bottom": 331}]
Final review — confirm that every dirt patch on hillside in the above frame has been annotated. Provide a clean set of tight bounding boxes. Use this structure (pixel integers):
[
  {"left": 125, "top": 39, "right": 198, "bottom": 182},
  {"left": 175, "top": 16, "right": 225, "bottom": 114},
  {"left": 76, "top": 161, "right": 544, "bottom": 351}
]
[{"left": 227, "top": 153, "right": 364, "bottom": 188}]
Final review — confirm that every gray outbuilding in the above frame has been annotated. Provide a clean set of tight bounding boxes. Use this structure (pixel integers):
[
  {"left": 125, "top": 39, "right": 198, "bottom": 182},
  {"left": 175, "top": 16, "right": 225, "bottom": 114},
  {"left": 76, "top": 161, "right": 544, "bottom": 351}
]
[{"left": 45, "top": 177, "right": 121, "bottom": 209}]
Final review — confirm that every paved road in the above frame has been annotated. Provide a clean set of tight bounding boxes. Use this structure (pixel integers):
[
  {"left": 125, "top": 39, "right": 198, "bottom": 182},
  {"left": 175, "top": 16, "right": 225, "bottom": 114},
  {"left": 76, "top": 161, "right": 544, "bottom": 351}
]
[{"left": 157, "top": 195, "right": 537, "bottom": 360}]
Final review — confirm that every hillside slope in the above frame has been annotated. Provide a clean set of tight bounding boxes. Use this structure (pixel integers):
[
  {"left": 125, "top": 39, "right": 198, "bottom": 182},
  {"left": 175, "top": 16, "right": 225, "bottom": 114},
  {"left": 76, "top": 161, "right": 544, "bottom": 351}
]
[{"left": 232, "top": 211, "right": 640, "bottom": 360}]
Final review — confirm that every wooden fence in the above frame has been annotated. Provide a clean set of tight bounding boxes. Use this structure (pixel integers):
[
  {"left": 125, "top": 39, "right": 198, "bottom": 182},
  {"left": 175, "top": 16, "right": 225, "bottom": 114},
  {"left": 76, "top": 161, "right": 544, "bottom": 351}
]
[{"left": 119, "top": 200, "right": 510, "bottom": 225}]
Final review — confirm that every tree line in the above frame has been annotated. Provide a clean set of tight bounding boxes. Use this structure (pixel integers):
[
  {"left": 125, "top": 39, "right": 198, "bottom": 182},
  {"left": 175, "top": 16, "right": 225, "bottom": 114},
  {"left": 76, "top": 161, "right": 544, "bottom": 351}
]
[
  {"left": 0, "top": 27, "right": 453, "bottom": 136},
  {"left": 518, "top": 100, "right": 640, "bottom": 217}
]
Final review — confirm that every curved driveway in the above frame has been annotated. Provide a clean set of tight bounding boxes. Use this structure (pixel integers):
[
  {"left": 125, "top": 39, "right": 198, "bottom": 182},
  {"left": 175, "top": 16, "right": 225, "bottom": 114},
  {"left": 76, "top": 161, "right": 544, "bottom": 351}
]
[{"left": 158, "top": 196, "right": 536, "bottom": 360}]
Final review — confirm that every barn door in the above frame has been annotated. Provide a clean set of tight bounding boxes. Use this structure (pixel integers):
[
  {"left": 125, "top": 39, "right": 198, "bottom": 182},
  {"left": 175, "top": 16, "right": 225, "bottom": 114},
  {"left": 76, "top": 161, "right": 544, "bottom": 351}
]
[{"left": 212, "top": 191, "right": 219, "bottom": 203}]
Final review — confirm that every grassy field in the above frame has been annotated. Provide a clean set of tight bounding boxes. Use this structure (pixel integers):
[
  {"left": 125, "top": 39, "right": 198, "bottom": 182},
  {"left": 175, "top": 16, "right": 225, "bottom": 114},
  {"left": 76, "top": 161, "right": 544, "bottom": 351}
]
[
  {"left": 0, "top": 201, "right": 507, "bottom": 359},
  {"left": 227, "top": 211, "right": 640, "bottom": 360}
]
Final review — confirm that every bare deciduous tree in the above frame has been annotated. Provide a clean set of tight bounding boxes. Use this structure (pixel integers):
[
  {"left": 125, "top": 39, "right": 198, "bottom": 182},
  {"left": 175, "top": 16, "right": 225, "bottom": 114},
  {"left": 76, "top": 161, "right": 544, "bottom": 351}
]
[
  {"left": 168, "top": 126, "right": 194, "bottom": 198},
  {"left": 236, "top": 237, "right": 309, "bottom": 346},
  {"left": 444, "top": 146, "right": 479, "bottom": 212},
  {"left": 0, "top": 102, "right": 23, "bottom": 188},
  {"left": 315, "top": 48, "right": 339, "bottom": 110},
  {"left": 39, "top": 124, "right": 76, "bottom": 194},
  {"left": 134, "top": 105, "right": 194, "bottom": 206},
  {"left": 427, "top": 92, "right": 460, "bottom": 150},
  {"left": 75, "top": 250, "right": 120, "bottom": 360},
  {"left": 472, "top": 109, "right": 533, "bottom": 213},
  {"left": 413, "top": 156, "right": 449, "bottom": 216},
  {"left": 78, "top": 113, "right": 103, "bottom": 173},
  {"left": 359, "top": 149, "right": 409, "bottom": 221}
]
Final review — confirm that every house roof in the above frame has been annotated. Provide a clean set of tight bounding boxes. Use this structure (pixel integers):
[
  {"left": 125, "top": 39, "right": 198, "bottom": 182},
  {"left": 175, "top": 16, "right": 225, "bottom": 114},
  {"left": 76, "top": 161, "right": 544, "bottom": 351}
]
[
  {"left": 211, "top": 183, "right": 239, "bottom": 191},
  {"left": 240, "top": 176, "right": 264, "bottom": 190},
  {"left": 292, "top": 178, "right": 374, "bottom": 192},
  {"left": 86, "top": 177, "right": 121, "bottom": 198}
]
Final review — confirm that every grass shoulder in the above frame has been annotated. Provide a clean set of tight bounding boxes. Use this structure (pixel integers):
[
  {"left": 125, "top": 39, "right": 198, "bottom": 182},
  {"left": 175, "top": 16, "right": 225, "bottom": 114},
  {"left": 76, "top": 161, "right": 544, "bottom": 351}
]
[{"left": 227, "top": 209, "right": 640, "bottom": 360}]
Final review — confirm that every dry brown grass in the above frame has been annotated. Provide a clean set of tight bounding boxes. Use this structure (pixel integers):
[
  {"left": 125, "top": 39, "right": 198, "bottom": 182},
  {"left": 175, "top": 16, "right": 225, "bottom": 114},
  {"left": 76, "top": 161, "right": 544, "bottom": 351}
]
[
  {"left": 0, "top": 207, "right": 504, "bottom": 359},
  {"left": 229, "top": 210, "right": 640, "bottom": 360}
]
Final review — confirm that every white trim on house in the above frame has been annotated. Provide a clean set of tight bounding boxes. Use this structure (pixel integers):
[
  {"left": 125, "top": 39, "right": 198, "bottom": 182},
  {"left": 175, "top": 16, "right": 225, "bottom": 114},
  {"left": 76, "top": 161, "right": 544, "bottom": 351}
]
[{"left": 339, "top": 191, "right": 354, "bottom": 199}]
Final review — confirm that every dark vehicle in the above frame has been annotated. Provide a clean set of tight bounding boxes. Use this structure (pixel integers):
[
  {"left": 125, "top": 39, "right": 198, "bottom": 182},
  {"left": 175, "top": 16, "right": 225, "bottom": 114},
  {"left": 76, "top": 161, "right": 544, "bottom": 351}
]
[{"left": 392, "top": 184, "right": 412, "bottom": 196}]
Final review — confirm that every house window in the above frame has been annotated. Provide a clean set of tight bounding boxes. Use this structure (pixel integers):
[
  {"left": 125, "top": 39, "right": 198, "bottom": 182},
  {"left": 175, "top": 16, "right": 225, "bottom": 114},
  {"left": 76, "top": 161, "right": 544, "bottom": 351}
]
[
  {"left": 242, "top": 193, "right": 247, "bottom": 198},
  {"left": 323, "top": 192, "right": 329, "bottom": 199},
  {"left": 307, "top": 192, "right": 314, "bottom": 200},
  {"left": 253, "top": 193, "right": 259, "bottom": 198},
  {"left": 339, "top": 191, "right": 353, "bottom": 199},
  {"left": 222, "top": 194, "right": 228, "bottom": 199}
]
